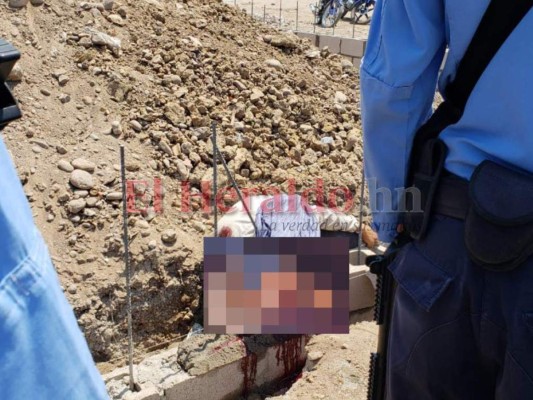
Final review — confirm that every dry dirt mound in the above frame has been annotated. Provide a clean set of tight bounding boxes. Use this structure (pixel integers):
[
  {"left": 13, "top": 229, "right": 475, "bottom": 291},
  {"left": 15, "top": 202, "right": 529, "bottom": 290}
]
[{"left": 1, "top": 0, "right": 365, "bottom": 369}]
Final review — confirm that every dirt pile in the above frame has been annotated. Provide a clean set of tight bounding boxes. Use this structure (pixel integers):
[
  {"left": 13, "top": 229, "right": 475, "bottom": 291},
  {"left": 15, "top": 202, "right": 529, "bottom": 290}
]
[{"left": 1, "top": 0, "right": 365, "bottom": 367}]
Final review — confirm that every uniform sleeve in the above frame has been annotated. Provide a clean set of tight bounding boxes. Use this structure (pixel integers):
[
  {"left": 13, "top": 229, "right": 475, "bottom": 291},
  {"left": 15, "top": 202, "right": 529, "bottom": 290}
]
[{"left": 360, "top": 0, "right": 447, "bottom": 242}]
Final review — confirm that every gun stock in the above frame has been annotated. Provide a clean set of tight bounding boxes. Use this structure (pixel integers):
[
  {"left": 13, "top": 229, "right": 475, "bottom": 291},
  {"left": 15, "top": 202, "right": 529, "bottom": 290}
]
[{"left": 366, "top": 234, "right": 411, "bottom": 400}]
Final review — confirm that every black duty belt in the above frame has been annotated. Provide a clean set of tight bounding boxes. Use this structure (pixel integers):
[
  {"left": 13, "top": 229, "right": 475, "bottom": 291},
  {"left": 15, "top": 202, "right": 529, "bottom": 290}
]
[{"left": 432, "top": 174, "right": 470, "bottom": 221}]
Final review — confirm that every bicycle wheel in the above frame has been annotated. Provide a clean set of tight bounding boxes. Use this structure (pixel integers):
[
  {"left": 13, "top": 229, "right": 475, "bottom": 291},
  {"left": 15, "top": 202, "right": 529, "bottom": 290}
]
[
  {"left": 320, "top": 0, "right": 346, "bottom": 28},
  {"left": 354, "top": 1, "right": 374, "bottom": 24}
]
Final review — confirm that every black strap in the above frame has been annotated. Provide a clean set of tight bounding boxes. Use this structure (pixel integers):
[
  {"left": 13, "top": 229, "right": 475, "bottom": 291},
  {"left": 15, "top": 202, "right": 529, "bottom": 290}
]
[{"left": 409, "top": 0, "right": 532, "bottom": 177}]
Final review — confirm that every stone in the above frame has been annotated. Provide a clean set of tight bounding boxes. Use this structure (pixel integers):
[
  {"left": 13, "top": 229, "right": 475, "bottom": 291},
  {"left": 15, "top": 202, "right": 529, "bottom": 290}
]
[
  {"left": 164, "top": 102, "right": 185, "bottom": 126},
  {"left": 250, "top": 89, "right": 264, "bottom": 103},
  {"left": 265, "top": 59, "right": 283, "bottom": 70},
  {"left": 111, "top": 121, "right": 123, "bottom": 136},
  {"left": 305, "top": 50, "right": 321, "bottom": 59},
  {"left": 56, "top": 145, "right": 68, "bottom": 155},
  {"left": 269, "top": 35, "right": 298, "bottom": 49},
  {"left": 308, "top": 351, "right": 324, "bottom": 362},
  {"left": 161, "top": 229, "right": 177, "bottom": 244},
  {"left": 59, "top": 94, "right": 71, "bottom": 104},
  {"left": 130, "top": 120, "right": 142, "bottom": 132},
  {"left": 70, "top": 170, "right": 95, "bottom": 190},
  {"left": 103, "top": 0, "right": 114, "bottom": 10},
  {"left": 106, "top": 192, "right": 123, "bottom": 201},
  {"left": 107, "top": 14, "right": 125, "bottom": 26},
  {"left": 91, "top": 30, "right": 121, "bottom": 56},
  {"left": 57, "top": 75, "right": 70, "bottom": 86},
  {"left": 71, "top": 158, "right": 96, "bottom": 173},
  {"left": 67, "top": 199, "right": 87, "bottom": 214},
  {"left": 335, "top": 91, "right": 348, "bottom": 104},
  {"left": 58, "top": 160, "right": 74, "bottom": 172},
  {"left": 8, "top": 0, "right": 29, "bottom": 8},
  {"left": 7, "top": 64, "right": 23, "bottom": 81}
]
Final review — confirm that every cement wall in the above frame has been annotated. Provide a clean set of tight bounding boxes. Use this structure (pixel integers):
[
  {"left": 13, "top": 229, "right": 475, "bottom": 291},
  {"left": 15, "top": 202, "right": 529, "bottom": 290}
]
[{"left": 295, "top": 31, "right": 367, "bottom": 67}]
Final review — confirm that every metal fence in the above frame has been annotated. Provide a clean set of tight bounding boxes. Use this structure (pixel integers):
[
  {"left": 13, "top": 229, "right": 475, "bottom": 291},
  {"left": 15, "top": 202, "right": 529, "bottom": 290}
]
[{"left": 223, "top": 0, "right": 371, "bottom": 40}]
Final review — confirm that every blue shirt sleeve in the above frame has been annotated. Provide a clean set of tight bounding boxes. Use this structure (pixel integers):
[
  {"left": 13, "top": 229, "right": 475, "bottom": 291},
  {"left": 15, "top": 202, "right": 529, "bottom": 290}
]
[{"left": 360, "top": 0, "right": 447, "bottom": 242}]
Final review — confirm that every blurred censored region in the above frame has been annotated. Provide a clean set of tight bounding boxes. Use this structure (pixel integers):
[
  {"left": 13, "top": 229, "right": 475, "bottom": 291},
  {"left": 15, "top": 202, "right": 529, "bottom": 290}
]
[{"left": 204, "top": 237, "right": 349, "bottom": 334}]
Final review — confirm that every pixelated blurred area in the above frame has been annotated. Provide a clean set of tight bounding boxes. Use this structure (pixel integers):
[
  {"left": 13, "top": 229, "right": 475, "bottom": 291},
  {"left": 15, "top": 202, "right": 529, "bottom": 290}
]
[{"left": 204, "top": 237, "right": 349, "bottom": 334}]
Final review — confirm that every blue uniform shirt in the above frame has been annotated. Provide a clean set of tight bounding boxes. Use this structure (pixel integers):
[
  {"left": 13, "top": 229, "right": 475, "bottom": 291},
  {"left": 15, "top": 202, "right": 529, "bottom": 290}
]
[
  {"left": 0, "top": 135, "right": 109, "bottom": 398},
  {"left": 360, "top": 0, "right": 533, "bottom": 242}
]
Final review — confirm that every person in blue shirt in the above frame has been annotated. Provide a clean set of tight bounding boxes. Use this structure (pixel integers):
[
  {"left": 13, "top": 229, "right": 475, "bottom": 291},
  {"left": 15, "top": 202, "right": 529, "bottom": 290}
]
[
  {"left": 361, "top": 1, "right": 533, "bottom": 399},
  {"left": 0, "top": 125, "right": 109, "bottom": 396}
]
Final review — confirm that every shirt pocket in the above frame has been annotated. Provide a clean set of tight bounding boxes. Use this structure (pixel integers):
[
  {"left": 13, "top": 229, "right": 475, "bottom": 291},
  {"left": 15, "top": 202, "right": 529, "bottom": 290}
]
[{"left": 389, "top": 242, "right": 454, "bottom": 312}]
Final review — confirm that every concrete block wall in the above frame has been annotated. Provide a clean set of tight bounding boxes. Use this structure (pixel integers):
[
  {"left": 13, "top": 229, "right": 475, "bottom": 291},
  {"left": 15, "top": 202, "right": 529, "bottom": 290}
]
[{"left": 296, "top": 32, "right": 367, "bottom": 67}]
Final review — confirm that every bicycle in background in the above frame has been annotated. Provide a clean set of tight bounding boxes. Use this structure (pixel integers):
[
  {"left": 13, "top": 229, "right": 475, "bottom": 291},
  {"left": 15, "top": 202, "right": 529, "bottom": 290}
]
[{"left": 311, "top": 0, "right": 375, "bottom": 28}]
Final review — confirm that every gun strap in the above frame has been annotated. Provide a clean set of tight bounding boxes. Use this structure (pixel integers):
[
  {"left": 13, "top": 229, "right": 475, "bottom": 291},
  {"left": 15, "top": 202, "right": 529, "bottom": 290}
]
[{"left": 408, "top": 0, "right": 533, "bottom": 178}]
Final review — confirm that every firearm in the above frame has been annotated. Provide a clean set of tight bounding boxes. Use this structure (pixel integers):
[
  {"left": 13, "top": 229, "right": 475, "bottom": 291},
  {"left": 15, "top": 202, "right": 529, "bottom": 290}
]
[
  {"left": 366, "top": 232, "right": 412, "bottom": 400},
  {"left": 0, "top": 39, "right": 22, "bottom": 129}
]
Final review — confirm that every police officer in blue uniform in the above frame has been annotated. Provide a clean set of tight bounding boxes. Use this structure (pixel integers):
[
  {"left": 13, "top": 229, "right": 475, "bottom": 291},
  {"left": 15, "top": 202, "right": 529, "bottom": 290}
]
[{"left": 361, "top": 0, "right": 533, "bottom": 398}]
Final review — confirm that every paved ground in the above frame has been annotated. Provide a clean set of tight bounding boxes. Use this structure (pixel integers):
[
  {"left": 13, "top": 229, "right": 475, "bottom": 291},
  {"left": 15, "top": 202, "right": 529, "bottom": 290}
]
[{"left": 224, "top": 0, "right": 371, "bottom": 40}]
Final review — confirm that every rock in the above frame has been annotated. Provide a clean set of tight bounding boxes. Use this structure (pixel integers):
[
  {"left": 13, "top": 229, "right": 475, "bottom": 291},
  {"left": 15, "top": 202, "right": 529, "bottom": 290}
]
[
  {"left": 111, "top": 121, "right": 123, "bottom": 136},
  {"left": 233, "top": 80, "right": 247, "bottom": 91},
  {"left": 106, "top": 192, "right": 123, "bottom": 201},
  {"left": 30, "top": 0, "right": 44, "bottom": 4},
  {"left": 8, "top": 0, "right": 29, "bottom": 8},
  {"left": 158, "top": 140, "right": 173, "bottom": 156},
  {"left": 58, "top": 160, "right": 74, "bottom": 172},
  {"left": 192, "top": 221, "right": 205, "bottom": 233},
  {"left": 107, "top": 14, "right": 125, "bottom": 26},
  {"left": 143, "top": 206, "right": 157, "bottom": 222},
  {"left": 175, "top": 159, "right": 189, "bottom": 180},
  {"left": 321, "top": 137, "right": 334, "bottom": 145},
  {"left": 67, "top": 284, "right": 78, "bottom": 295},
  {"left": 90, "top": 30, "right": 121, "bottom": 56},
  {"left": 130, "top": 120, "right": 142, "bottom": 132},
  {"left": 265, "top": 59, "right": 283, "bottom": 70},
  {"left": 164, "top": 102, "right": 185, "bottom": 126},
  {"left": 341, "top": 58, "right": 354, "bottom": 70},
  {"left": 70, "top": 170, "right": 95, "bottom": 190},
  {"left": 161, "top": 229, "right": 177, "bottom": 244},
  {"left": 126, "top": 162, "right": 140, "bottom": 172},
  {"left": 57, "top": 75, "right": 70, "bottom": 86},
  {"left": 269, "top": 35, "right": 297, "bottom": 49},
  {"left": 71, "top": 158, "right": 96, "bottom": 173},
  {"left": 335, "top": 91, "right": 348, "bottom": 104},
  {"left": 40, "top": 88, "right": 51, "bottom": 96},
  {"left": 67, "top": 199, "right": 87, "bottom": 214},
  {"left": 103, "top": 0, "right": 114, "bottom": 10},
  {"left": 59, "top": 94, "right": 71, "bottom": 104},
  {"left": 305, "top": 50, "right": 321, "bottom": 59},
  {"left": 308, "top": 351, "right": 324, "bottom": 362},
  {"left": 7, "top": 64, "right": 23, "bottom": 81},
  {"left": 56, "top": 145, "right": 68, "bottom": 154},
  {"left": 250, "top": 88, "right": 264, "bottom": 103}
]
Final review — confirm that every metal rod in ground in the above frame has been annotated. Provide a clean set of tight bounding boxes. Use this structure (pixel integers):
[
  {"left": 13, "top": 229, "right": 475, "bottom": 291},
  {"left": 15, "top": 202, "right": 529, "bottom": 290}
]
[
  {"left": 357, "top": 168, "right": 366, "bottom": 265},
  {"left": 211, "top": 134, "right": 258, "bottom": 237},
  {"left": 251, "top": 0, "right": 254, "bottom": 18},
  {"left": 296, "top": 1, "right": 299, "bottom": 31},
  {"left": 264, "top": 5, "right": 266, "bottom": 22},
  {"left": 279, "top": 0, "right": 282, "bottom": 27},
  {"left": 352, "top": 8, "right": 356, "bottom": 38},
  {"left": 313, "top": 2, "right": 317, "bottom": 32},
  {"left": 120, "top": 145, "right": 135, "bottom": 392},
  {"left": 211, "top": 122, "right": 218, "bottom": 237}
]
